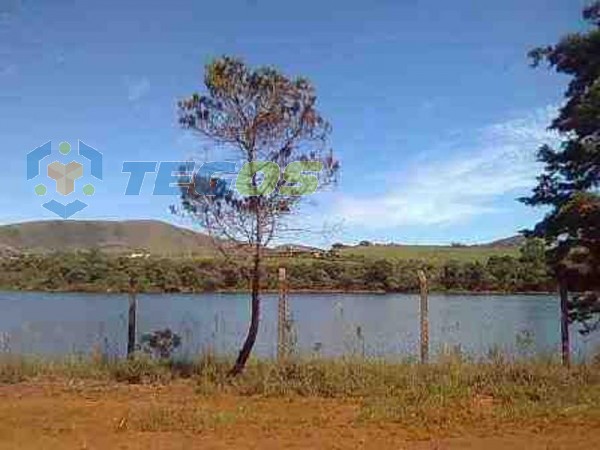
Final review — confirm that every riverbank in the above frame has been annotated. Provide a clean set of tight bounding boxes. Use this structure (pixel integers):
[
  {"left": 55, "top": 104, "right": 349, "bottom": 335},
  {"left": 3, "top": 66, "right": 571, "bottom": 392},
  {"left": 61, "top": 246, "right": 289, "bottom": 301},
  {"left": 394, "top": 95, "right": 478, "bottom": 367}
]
[
  {"left": 0, "top": 285, "right": 555, "bottom": 296},
  {"left": 1, "top": 356, "right": 599, "bottom": 448},
  {"left": 0, "top": 246, "right": 554, "bottom": 295}
]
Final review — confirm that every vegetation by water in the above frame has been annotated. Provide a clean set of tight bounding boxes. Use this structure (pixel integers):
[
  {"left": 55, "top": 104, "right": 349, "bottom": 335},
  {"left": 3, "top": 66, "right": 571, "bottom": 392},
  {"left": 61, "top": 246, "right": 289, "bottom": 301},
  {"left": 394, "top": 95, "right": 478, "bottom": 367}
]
[
  {"left": 0, "top": 237, "right": 554, "bottom": 292},
  {"left": 0, "top": 238, "right": 552, "bottom": 293}
]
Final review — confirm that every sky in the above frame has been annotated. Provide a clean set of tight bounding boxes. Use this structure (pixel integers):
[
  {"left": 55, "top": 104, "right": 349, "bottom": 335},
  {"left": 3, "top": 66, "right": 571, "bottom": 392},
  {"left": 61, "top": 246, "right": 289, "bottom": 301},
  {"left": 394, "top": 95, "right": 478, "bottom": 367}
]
[{"left": 0, "top": 0, "right": 589, "bottom": 246}]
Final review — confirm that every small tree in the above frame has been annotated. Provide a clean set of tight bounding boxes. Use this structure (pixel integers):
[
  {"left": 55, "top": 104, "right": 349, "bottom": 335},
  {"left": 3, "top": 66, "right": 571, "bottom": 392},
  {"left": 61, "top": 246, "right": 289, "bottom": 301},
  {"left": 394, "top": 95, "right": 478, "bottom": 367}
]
[
  {"left": 177, "top": 57, "right": 339, "bottom": 375},
  {"left": 517, "top": 238, "right": 552, "bottom": 291},
  {"left": 522, "top": 2, "right": 600, "bottom": 359}
]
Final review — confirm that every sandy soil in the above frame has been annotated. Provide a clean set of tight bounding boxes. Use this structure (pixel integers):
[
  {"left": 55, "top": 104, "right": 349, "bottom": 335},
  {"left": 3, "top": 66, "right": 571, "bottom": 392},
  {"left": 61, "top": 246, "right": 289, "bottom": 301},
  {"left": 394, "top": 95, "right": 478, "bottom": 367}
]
[{"left": 0, "top": 381, "right": 597, "bottom": 449}]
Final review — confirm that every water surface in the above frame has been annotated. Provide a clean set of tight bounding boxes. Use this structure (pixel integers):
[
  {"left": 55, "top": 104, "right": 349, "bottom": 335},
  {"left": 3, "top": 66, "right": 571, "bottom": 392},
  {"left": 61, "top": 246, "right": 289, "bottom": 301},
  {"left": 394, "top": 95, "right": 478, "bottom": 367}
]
[{"left": 0, "top": 292, "right": 598, "bottom": 360}]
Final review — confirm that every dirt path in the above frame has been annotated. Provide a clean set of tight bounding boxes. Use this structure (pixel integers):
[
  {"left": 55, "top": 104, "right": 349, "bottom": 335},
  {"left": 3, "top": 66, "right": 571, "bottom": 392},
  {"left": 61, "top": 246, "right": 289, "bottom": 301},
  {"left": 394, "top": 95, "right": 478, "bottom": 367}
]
[{"left": 0, "top": 381, "right": 597, "bottom": 449}]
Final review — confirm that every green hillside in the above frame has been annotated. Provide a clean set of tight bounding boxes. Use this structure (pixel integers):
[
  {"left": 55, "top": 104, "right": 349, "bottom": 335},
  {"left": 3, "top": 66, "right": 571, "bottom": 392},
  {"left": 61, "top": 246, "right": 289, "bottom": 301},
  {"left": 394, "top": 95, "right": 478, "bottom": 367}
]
[
  {"left": 0, "top": 220, "right": 546, "bottom": 293},
  {"left": 0, "top": 220, "right": 523, "bottom": 264},
  {"left": 338, "top": 244, "right": 520, "bottom": 264},
  {"left": 0, "top": 220, "right": 217, "bottom": 256}
]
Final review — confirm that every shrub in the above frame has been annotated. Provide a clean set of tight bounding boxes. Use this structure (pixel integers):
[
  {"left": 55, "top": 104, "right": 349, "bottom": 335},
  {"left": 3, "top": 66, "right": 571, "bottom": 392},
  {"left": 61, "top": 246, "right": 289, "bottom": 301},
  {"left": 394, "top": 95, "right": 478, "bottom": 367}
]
[{"left": 141, "top": 328, "right": 182, "bottom": 360}]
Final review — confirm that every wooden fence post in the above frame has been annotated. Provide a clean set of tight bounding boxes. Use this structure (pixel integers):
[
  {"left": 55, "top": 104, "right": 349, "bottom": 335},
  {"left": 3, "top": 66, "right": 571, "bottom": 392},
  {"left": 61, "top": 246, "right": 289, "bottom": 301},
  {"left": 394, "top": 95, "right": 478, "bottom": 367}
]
[
  {"left": 417, "top": 270, "right": 429, "bottom": 364},
  {"left": 277, "top": 267, "right": 288, "bottom": 363},
  {"left": 127, "top": 276, "right": 138, "bottom": 358}
]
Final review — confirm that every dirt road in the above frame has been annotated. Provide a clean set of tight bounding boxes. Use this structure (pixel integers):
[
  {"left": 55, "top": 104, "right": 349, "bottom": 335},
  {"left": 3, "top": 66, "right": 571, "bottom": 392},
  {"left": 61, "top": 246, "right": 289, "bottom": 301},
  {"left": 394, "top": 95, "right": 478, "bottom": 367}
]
[{"left": 0, "top": 381, "right": 597, "bottom": 449}]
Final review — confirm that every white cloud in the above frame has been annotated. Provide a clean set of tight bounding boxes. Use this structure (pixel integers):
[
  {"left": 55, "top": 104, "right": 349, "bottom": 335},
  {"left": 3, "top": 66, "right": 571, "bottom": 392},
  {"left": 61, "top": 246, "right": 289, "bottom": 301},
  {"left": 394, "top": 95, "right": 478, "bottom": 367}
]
[
  {"left": 126, "top": 77, "right": 151, "bottom": 102},
  {"left": 334, "top": 106, "right": 560, "bottom": 228}
]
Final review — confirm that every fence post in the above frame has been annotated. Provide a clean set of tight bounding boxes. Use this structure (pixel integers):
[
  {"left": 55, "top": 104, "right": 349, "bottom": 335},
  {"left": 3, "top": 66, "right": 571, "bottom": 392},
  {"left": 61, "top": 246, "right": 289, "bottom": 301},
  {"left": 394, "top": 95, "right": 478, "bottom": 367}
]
[
  {"left": 127, "top": 276, "right": 138, "bottom": 358},
  {"left": 277, "top": 267, "right": 288, "bottom": 363},
  {"left": 417, "top": 270, "right": 429, "bottom": 364}
]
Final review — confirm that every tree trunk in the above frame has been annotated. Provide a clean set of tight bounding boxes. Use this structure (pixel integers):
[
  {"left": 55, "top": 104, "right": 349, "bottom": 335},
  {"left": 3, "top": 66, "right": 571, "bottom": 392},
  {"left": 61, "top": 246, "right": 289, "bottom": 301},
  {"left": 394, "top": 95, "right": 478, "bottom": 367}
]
[
  {"left": 229, "top": 152, "right": 263, "bottom": 377},
  {"left": 277, "top": 267, "right": 289, "bottom": 363},
  {"left": 229, "top": 231, "right": 262, "bottom": 376},
  {"left": 127, "top": 277, "right": 137, "bottom": 358},
  {"left": 559, "top": 279, "right": 570, "bottom": 367}
]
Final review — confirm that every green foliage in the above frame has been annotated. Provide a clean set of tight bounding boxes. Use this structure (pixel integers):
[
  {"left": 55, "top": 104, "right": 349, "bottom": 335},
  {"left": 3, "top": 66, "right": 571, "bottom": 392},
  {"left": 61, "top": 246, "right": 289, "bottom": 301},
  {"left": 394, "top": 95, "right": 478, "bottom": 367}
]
[
  {"left": 141, "top": 328, "right": 182, "bottom": 360},
  {"left": 524, "top": 2, "right": 600, "bottom": 332},
  {"left": 0, "top": 242, "right": 551, "bottom": 294},
  {"left": 0, "top": 251, "right": 239, "bottom": 293},
  {"left": 176, "top": 56, "right": 339, "bottom": 244}
]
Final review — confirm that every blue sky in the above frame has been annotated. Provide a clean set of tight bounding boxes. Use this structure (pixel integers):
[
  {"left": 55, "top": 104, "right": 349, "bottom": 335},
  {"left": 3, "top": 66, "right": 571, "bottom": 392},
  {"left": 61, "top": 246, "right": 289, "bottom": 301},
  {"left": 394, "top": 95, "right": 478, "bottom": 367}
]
[{"left": 0, "top": 0, "right": 587, "bottom": 246}]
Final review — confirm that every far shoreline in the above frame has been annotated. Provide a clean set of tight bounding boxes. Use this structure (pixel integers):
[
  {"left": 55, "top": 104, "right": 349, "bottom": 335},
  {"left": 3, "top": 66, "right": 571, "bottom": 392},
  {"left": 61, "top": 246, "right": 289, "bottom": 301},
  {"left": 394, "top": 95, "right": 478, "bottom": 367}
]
[{"left": 0, "top": 286, "right": 556, "bottom": 296}]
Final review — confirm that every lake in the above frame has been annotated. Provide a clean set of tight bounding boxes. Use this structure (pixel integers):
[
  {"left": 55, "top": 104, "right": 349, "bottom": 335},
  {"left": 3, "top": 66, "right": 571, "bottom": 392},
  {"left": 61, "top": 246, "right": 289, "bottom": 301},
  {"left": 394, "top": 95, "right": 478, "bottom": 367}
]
[{"left": 0, "top": 291, "right": 598, "bottom": 361}]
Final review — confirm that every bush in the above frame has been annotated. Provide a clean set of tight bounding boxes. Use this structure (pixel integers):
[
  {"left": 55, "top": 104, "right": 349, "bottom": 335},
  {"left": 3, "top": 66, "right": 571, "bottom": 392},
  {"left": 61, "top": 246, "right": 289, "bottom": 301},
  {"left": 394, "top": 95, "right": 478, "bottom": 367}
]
[{"left": 141, "top": 328, "right": 182, "bottom": 360}]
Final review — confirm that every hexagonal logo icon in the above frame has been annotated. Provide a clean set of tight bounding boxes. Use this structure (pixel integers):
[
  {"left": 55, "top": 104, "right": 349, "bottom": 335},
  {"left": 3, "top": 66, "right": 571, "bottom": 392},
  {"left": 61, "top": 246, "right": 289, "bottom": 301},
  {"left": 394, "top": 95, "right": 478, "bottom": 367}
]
[{"left": 26, "top": 141, "right": 103, "bottom": 218}]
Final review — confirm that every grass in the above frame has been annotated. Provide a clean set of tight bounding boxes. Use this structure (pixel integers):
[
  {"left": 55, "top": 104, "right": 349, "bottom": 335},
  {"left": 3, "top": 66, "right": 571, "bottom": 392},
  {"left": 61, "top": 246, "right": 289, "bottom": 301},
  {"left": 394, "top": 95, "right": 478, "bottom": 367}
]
[
  {"left": 338, "top": 244, "right": 519, "bottom": 264},
  {"left": 0, "top": 354, "right": 171, "bottom": 384},
  {"left": 122, "top": 404, "right": 240, "bottom": 432},
  {"left": 2, "top": 352, "right": 600, "bottom": 433}
]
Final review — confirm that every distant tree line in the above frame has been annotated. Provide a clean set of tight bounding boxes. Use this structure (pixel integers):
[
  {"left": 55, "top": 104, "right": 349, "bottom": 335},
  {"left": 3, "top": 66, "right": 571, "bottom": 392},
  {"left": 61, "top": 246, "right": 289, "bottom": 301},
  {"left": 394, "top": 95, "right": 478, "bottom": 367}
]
[{"left": 0, "top": 240, "right": 553, "bottom": 294}]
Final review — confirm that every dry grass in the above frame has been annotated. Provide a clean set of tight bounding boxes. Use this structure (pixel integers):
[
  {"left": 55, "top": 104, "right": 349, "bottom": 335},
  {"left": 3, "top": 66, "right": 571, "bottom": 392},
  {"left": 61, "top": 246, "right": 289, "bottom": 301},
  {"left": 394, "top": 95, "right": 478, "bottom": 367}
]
[
  {"left": 2, "top": 352, "right": 600, "bottom": 433},
  {"left": 1, "top": 354, "right": 600, "bottom": 448},
  {"left": 122, "top": 404, "right": 241, "bottom": 432}
]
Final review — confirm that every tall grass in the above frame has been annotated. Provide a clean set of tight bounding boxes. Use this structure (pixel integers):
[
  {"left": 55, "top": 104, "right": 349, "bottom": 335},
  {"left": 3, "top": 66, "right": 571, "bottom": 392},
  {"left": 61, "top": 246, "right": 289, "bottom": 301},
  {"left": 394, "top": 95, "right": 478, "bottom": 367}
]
[{"left": 2, "top": 352, "right": 600, "bottom": 430}]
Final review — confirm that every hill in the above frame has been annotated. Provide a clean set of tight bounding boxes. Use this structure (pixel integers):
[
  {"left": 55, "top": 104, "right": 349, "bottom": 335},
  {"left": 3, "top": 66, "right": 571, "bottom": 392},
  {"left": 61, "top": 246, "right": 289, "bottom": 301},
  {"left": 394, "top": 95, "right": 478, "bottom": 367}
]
[
  {"left": 0, "top": 220, "right": 217, "bottom": 256},
  {"left": 0, "top": 220, "right": 523, "bottom": 263},
  {"left": 478, "top": 235, "right": 526, "bottom": 248},
  {"left": 336, "top": 244, "right": 519, "bottom": 264},
  {"left": 334, "top": 236, "right": 523, "bottom": 264}
]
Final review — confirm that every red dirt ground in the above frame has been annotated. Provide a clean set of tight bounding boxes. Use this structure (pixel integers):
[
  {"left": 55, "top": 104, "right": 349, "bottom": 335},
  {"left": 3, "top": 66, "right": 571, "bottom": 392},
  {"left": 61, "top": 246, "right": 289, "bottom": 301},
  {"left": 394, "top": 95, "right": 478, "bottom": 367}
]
[{"left": 0, "top": 381, "right": 597, "bottom": 449}]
